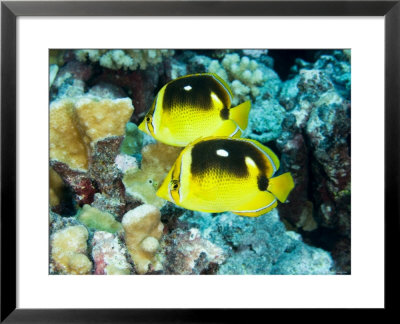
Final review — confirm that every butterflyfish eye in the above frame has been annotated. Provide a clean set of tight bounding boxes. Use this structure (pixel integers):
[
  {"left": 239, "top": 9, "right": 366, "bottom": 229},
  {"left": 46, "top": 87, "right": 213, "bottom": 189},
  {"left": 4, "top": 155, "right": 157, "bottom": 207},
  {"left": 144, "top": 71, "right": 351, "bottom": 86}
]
[
  {"left": 146, "top": 116, "right": 150, "bottom": 122},
  {"left": 170, "top": 180, "right": 179, "bottom": 190}
]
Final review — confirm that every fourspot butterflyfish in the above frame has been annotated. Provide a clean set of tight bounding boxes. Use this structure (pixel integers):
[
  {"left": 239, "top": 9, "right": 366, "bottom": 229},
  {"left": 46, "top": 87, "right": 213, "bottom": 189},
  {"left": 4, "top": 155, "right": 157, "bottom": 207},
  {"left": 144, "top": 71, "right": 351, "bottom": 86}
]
[
  {"left": 156, "top": 137, "right": 295, "bottom": 217},
  {"left": 138, "top": 73, "right": 251, "bottom": 147}
]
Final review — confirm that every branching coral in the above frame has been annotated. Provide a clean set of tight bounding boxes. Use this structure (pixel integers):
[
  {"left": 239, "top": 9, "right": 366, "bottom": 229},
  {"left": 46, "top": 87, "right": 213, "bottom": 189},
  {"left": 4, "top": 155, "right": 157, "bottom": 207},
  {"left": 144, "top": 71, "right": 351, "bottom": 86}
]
[
  {"left": 208, "top": 53, "right": 266, "bottom": 105},
  {"left": 50, "top": 96, "right": 134, "bottom": 171},
  {"left": 50, "top": 225, "right": 92, "bottom": 274},
  {"left": 122, "top": 204, "right": 164, "bottom": 274},
  {"left": 75, "top": 49, "right": 175, "bottom": 71},
  {"left": 122, "top": 142, "right": 182, "bottom": 208}
]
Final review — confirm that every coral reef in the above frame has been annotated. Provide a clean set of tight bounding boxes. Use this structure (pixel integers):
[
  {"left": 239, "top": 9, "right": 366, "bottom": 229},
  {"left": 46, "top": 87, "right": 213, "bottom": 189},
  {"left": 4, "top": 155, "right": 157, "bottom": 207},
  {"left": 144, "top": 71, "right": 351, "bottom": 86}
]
[
  {"left": 275, "top": 52, "right": 351, "bottom": 273},
  {"left": 78, "top": 204, "right": 122, "bottom": 234},
  {"left": 180, "top": 210, "right": 334, "bottom": 275},
  {"left": 75, "top": 49, "right": 175, "bottom": 71},
  {"left": 160, "top": 227, "right": 226, "bottom": 274},
  {"left": 121, "top": 204, "right": 164, "bottom": 274},
  {"left": 49, "top": 167, "right": 65, "bottom": 207},
  {"left": 48, "top": 49, "right": 351, "bottom": 276},
  {"left": 120, "top": 122, "right": 143, "bottom": 155},
  {"left": 122, "top": 142, "right": 182, "bottom": 208},
  {"left": 50, "top": 96, "right": 134, "bottom": 171},
  {"left": 50, "top": 95, "right": 134, "bottom": 208},
  {"left": 92, "top": 231, "right": 132, "bottom": 275},
  {"left": 243, "top": 98, "right": 286, "bottom": 143},
  {"left": 50, "top": 225, "right": 92, "bottom": 274}
]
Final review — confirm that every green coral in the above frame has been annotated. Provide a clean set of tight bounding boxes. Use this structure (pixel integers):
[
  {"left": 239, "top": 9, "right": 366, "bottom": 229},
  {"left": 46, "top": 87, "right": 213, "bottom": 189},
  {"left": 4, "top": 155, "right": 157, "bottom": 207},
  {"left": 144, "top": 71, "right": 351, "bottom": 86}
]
[
  {"left": 78, "top": 205, "right": 122, "bottom": 234},
  {"left": 120, "top": 122, "right": 143, "bottom": 155}
]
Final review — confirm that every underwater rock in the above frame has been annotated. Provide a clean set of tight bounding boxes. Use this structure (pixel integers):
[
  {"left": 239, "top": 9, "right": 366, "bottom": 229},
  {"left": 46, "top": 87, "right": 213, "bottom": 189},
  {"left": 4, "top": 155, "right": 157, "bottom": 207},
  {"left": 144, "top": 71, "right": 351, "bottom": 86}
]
[
  {"left": 89, "top": 136, "right": 125, "bottom": 198},
  {"left": 90, "top": 67, "right": 165, "bottom": 121},
  {"left": 91, "top": 193, "right": 132, "bottom": 221},
  {"left": 51, "top": 161, "right": 97, "bottom": 206},
  {"left": 179, "top": 210, "right": 333, "bottom": 274},
  {"left": 50, "top": 225, "right": 92, "bottom": 274},
  {"left": 160, "top": 227, "right": 226, "bottom": 275},
  {"left": 50, "top": 96, "right": 134, "bottom": 208},
  {"left": 92, "top": 231, "right": 132, "bottom": 275},
  {"left": 87, "top": 82, "right": 127, "bottom": 99},
  {"left": 122, "top": 204, "right": 164, "bottom": 274},
  {"left": 275, "top": 52, "right": 351, "bottom": 273},
  {"left": 243, "top": 98, "right": 286, "bottom": 143}
]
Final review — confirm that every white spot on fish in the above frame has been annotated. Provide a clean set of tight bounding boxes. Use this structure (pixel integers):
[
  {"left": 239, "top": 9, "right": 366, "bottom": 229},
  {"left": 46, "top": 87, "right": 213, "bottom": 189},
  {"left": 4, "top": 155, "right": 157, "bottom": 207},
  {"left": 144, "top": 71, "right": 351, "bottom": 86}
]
[
  {"left": 245, "top": 156, "right": 256, "bottom": 167},
  {"left": 184, "top": 85, "right": 192, "bottom": 91},
  {"left": 216, "top": 149, "right": 229, "bottom": 157}
]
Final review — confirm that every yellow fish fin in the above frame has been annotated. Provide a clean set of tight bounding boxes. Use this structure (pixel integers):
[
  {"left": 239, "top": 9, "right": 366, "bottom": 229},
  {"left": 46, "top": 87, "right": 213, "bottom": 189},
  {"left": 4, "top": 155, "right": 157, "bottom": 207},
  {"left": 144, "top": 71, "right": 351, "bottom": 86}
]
[
  {"left": 213, "top": 120, "right": 243, "bottom": 138},
  {"left": 138, "top": 119, "right": 148, "bottom": 134},
  {"left": 241, "top": 139, "right": 280, "bottom": 176},
  {"left": 232, "top": 191, "right": 278, "bottom": 217},
  {"left": 267, "top": 172, "right": 295, "bottom": 203},
  {"left": 229, "top": 100, "right": 251, "bottom": 130}
]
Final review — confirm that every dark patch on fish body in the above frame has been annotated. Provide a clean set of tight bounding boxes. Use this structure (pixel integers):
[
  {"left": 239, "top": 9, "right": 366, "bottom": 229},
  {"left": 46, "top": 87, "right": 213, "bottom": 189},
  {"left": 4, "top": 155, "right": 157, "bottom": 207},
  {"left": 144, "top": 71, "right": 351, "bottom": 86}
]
[
  {"left": 162, "top": 75, "right": 230, "bottom": 112},
  {"left": 190, "top": 139, "right": 268, "bottom": 179},
  {"left": 257, "top": 174, "right": 269, "bottom": 191},
  {"left": 220, "top": 107, "right": 230, "bottom": 120}
]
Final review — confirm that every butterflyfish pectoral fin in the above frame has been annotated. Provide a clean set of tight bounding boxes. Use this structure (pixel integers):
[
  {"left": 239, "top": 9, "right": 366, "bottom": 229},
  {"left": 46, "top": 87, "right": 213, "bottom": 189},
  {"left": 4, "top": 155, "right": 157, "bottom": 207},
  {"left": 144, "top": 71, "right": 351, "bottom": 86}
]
[
  {"left": 213, "top": 120, "right": 243, "bottom": 138},
  {"left": 229, "top": 100, "right": 251, "bottom": 130},
  {"left": 267, "top": 172, "right": 295, "bottom": 203},
  {"left": 231, "top": 191, "right": 278, "bottom": 217}
]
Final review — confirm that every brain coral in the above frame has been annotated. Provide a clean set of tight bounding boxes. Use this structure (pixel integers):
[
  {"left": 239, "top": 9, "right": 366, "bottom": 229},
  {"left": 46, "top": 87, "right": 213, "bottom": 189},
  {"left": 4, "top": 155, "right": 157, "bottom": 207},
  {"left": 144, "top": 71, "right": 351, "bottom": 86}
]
[{"left": 50, "top": 96, "right": 134, "bottom": 171}]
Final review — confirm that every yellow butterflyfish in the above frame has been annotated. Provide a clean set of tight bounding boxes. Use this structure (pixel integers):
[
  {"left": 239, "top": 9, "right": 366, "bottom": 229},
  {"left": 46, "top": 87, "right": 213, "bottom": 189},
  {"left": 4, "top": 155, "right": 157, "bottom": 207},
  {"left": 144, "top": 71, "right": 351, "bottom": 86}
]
[
  {"left": 138, "top": 73, "right": 251, "bottom": 147},
  {"left": 157, "top": 137, "right": 295, "bottom": 217}
]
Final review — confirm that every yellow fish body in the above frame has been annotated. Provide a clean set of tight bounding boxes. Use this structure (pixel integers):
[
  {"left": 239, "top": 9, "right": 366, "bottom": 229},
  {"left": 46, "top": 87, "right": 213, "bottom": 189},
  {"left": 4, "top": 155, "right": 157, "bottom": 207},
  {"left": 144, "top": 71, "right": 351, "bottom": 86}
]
[
  {"left": 157, "top": 137, "right": 295, "bottom": 217},
  {"left": 138, "top": 73, "right": 251, "bottom": 147}
]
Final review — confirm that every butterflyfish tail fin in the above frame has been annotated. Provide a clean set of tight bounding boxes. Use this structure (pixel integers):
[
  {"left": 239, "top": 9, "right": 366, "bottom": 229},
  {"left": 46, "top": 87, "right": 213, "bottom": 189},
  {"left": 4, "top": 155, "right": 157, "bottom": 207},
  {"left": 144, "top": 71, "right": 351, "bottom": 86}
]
[
  {"left": 232, "top": 191, "right": 278, "bottom": 217},
  {"left": 267, "top": 172, "right": 295, "bottom": 203},
  {"left": 229, "top": 100, "right": 251, "bottom": 131}
]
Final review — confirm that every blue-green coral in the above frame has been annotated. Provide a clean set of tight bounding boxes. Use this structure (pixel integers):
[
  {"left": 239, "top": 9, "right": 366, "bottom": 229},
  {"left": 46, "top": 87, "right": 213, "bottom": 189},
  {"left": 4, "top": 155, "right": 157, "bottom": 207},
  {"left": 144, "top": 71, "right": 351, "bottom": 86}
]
[{"left": 120, "top": 122, "right": 143, "bottom": 155}]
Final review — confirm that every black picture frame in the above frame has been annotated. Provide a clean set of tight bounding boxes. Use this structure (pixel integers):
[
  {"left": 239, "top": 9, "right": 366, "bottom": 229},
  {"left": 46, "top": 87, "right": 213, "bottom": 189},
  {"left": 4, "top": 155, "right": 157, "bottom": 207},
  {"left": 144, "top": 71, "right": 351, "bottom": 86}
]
[{"left": 1, "top": 0, "right": 398, "bottom": 321}]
